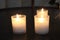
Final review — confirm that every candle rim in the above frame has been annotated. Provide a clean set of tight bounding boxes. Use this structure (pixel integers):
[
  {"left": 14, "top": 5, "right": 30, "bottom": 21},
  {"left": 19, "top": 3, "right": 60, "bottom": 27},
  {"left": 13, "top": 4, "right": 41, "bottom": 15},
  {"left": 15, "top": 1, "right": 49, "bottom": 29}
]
[
  {"left": 34, "top": 15, "right": 49, "bottom": 18},
  {"left": 37, "top": 8, "right": 48, "bottom": 11},
  {"left": 11, "top": 14, "right": 26, "bottom": 18}
]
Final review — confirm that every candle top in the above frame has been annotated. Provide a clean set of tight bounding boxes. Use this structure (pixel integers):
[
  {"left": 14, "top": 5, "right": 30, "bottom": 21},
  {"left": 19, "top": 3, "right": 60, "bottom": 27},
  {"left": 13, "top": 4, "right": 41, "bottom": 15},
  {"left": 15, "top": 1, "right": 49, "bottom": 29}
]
[
  {"left": 37, "top": 8, "right": 47, "bottom": 11},
  {"left": 36, "top": 8, "right": 48, "bottom": 18},
  {"left": 11, "top": 14, "right": 26, "bottom": 21},
  {"left": 12, "top": 14, "right": 25, "bottom": 18},
  {"left": 41, "top": 8, "right": 44, "bottom": 12}
]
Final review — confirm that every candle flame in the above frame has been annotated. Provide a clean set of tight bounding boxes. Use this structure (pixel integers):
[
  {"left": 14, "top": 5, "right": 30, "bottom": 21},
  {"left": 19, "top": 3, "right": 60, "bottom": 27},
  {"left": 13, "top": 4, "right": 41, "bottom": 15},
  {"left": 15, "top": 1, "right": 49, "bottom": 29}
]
[
  {"left": 41, "top": 8, "right": 44, "bottom": 13},
  {"left": 37, "top": 8, "right": 45, "bottom": 17},
  {"left": 41, "top": 8, "right": 44, "bottom": 11},
  {"left": 16, "top": 14, "right": 19, "bottom": 18},
  {"left": 16, "top": 14, "right": 21, "bottom": 21}
]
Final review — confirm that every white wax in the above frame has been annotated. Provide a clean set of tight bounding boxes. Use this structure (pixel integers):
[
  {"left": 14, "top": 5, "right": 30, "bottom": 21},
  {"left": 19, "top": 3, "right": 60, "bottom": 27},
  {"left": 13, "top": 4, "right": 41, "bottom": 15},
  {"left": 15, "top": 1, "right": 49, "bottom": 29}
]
[
  {"left": 34, "top": 15, "right": 49, "bottom": 34},
  {"left": 11, "top": 14, "right": 26, "bottom": 34},
  {"left": 35, "top": 8, "right": 50, "bottom": 34}
]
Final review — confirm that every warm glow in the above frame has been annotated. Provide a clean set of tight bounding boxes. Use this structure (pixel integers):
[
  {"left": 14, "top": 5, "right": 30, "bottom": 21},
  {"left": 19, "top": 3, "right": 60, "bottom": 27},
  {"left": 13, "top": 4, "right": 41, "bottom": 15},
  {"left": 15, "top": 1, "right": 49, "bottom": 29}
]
[
  {"left": 16, "top": 14, "right": 19, "bottom": 18},
  {"left": 40, "top": 14, "right": 44, "bottom": 18},
  {"left": 16, "top": 14, "right": 22, "bottom": 21},
  {"left": 41, "top": 8, "right": 44, "bottom": 12},
  {"left": 11, "top": 14, "right": 26, "bottom": 34},
  {"left": 38, "top": 17, "right": 44, "bottom": 23},
  {"left": 16, "top": 14, "right": 20, "bottom": 21},
  {"left": 41, "top": 8, "right": 44, "bottom": 13},
  {"left": 34, "top": 8, "right": 49, "bottom": 34}
]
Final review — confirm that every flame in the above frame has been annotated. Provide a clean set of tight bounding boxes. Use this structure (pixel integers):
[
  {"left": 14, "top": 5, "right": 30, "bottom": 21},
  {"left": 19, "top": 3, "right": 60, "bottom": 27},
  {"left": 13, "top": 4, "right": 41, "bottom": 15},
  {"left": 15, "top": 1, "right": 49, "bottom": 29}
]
[
  {"left": 41, "top": 8, "right": 44, "bottom": 11},
  {"left": 41, "top": 8, "right": 44, "bottom": 13},
  {"left": 16, "top": 14, "right": 21, "bottom": 21}
]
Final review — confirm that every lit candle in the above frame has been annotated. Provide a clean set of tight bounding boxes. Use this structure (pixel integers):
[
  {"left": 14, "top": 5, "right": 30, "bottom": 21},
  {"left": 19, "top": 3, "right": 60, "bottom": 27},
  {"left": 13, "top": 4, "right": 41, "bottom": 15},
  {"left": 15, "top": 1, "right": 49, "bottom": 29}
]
[
  {"left": 34, "top": 8, "right": 50, "bottom": 34},
  {"left": 11, "top": 14, "right": 26, "bottom": 34}
]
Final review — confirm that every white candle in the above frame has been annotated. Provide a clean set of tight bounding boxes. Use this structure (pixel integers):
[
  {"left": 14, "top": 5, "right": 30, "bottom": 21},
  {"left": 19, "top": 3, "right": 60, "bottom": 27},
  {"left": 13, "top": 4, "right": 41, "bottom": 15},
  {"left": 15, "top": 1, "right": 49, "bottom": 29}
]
[
  {"left": 11, "top": 14, "right": 26, "bottom": 34},
  {"left": 34, "top": 8, "right": 50, "bottom": 34}
]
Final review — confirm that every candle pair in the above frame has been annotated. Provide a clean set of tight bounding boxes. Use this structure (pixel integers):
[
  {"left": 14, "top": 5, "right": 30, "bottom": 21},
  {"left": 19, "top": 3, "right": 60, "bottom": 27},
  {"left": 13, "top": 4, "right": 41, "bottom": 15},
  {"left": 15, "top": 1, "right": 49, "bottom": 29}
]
[{"left": 11, "top": 8, "right": 50, "bottom": 34}]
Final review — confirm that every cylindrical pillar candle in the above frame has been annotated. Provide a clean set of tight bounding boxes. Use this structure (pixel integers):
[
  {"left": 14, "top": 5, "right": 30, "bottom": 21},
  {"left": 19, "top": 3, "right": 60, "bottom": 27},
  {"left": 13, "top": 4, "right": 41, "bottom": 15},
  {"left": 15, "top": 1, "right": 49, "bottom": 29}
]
[
  {"left": 11, "top": 14, "right": 26, "bottom": 34},
  {"left": 34, "top": 8, "right": 50, "bottom": 34}
]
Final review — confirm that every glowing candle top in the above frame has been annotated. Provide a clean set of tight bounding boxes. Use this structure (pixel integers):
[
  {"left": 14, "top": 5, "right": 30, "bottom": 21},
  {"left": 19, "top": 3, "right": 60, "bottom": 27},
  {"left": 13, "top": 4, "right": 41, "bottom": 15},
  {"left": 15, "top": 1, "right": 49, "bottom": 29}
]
[
  {"left": 41, "top": 8, "right": 44, "bottom": 13},
  {"left": 37, "top": 8, "right": 48, "bottom": 18},
  {"left": 11, "top": 14, "right": 25, "bottom": 21}
]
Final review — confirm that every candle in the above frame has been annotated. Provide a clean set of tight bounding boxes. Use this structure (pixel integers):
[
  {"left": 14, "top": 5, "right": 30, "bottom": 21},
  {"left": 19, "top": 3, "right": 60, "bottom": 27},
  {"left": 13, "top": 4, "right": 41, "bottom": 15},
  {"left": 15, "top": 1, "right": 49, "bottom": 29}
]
[
  {"left": 11, "top": 14, "right": 26, "bottom": 34},
  {"left": 34, "top": 8, "right": 50, "bottom": 34}
]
